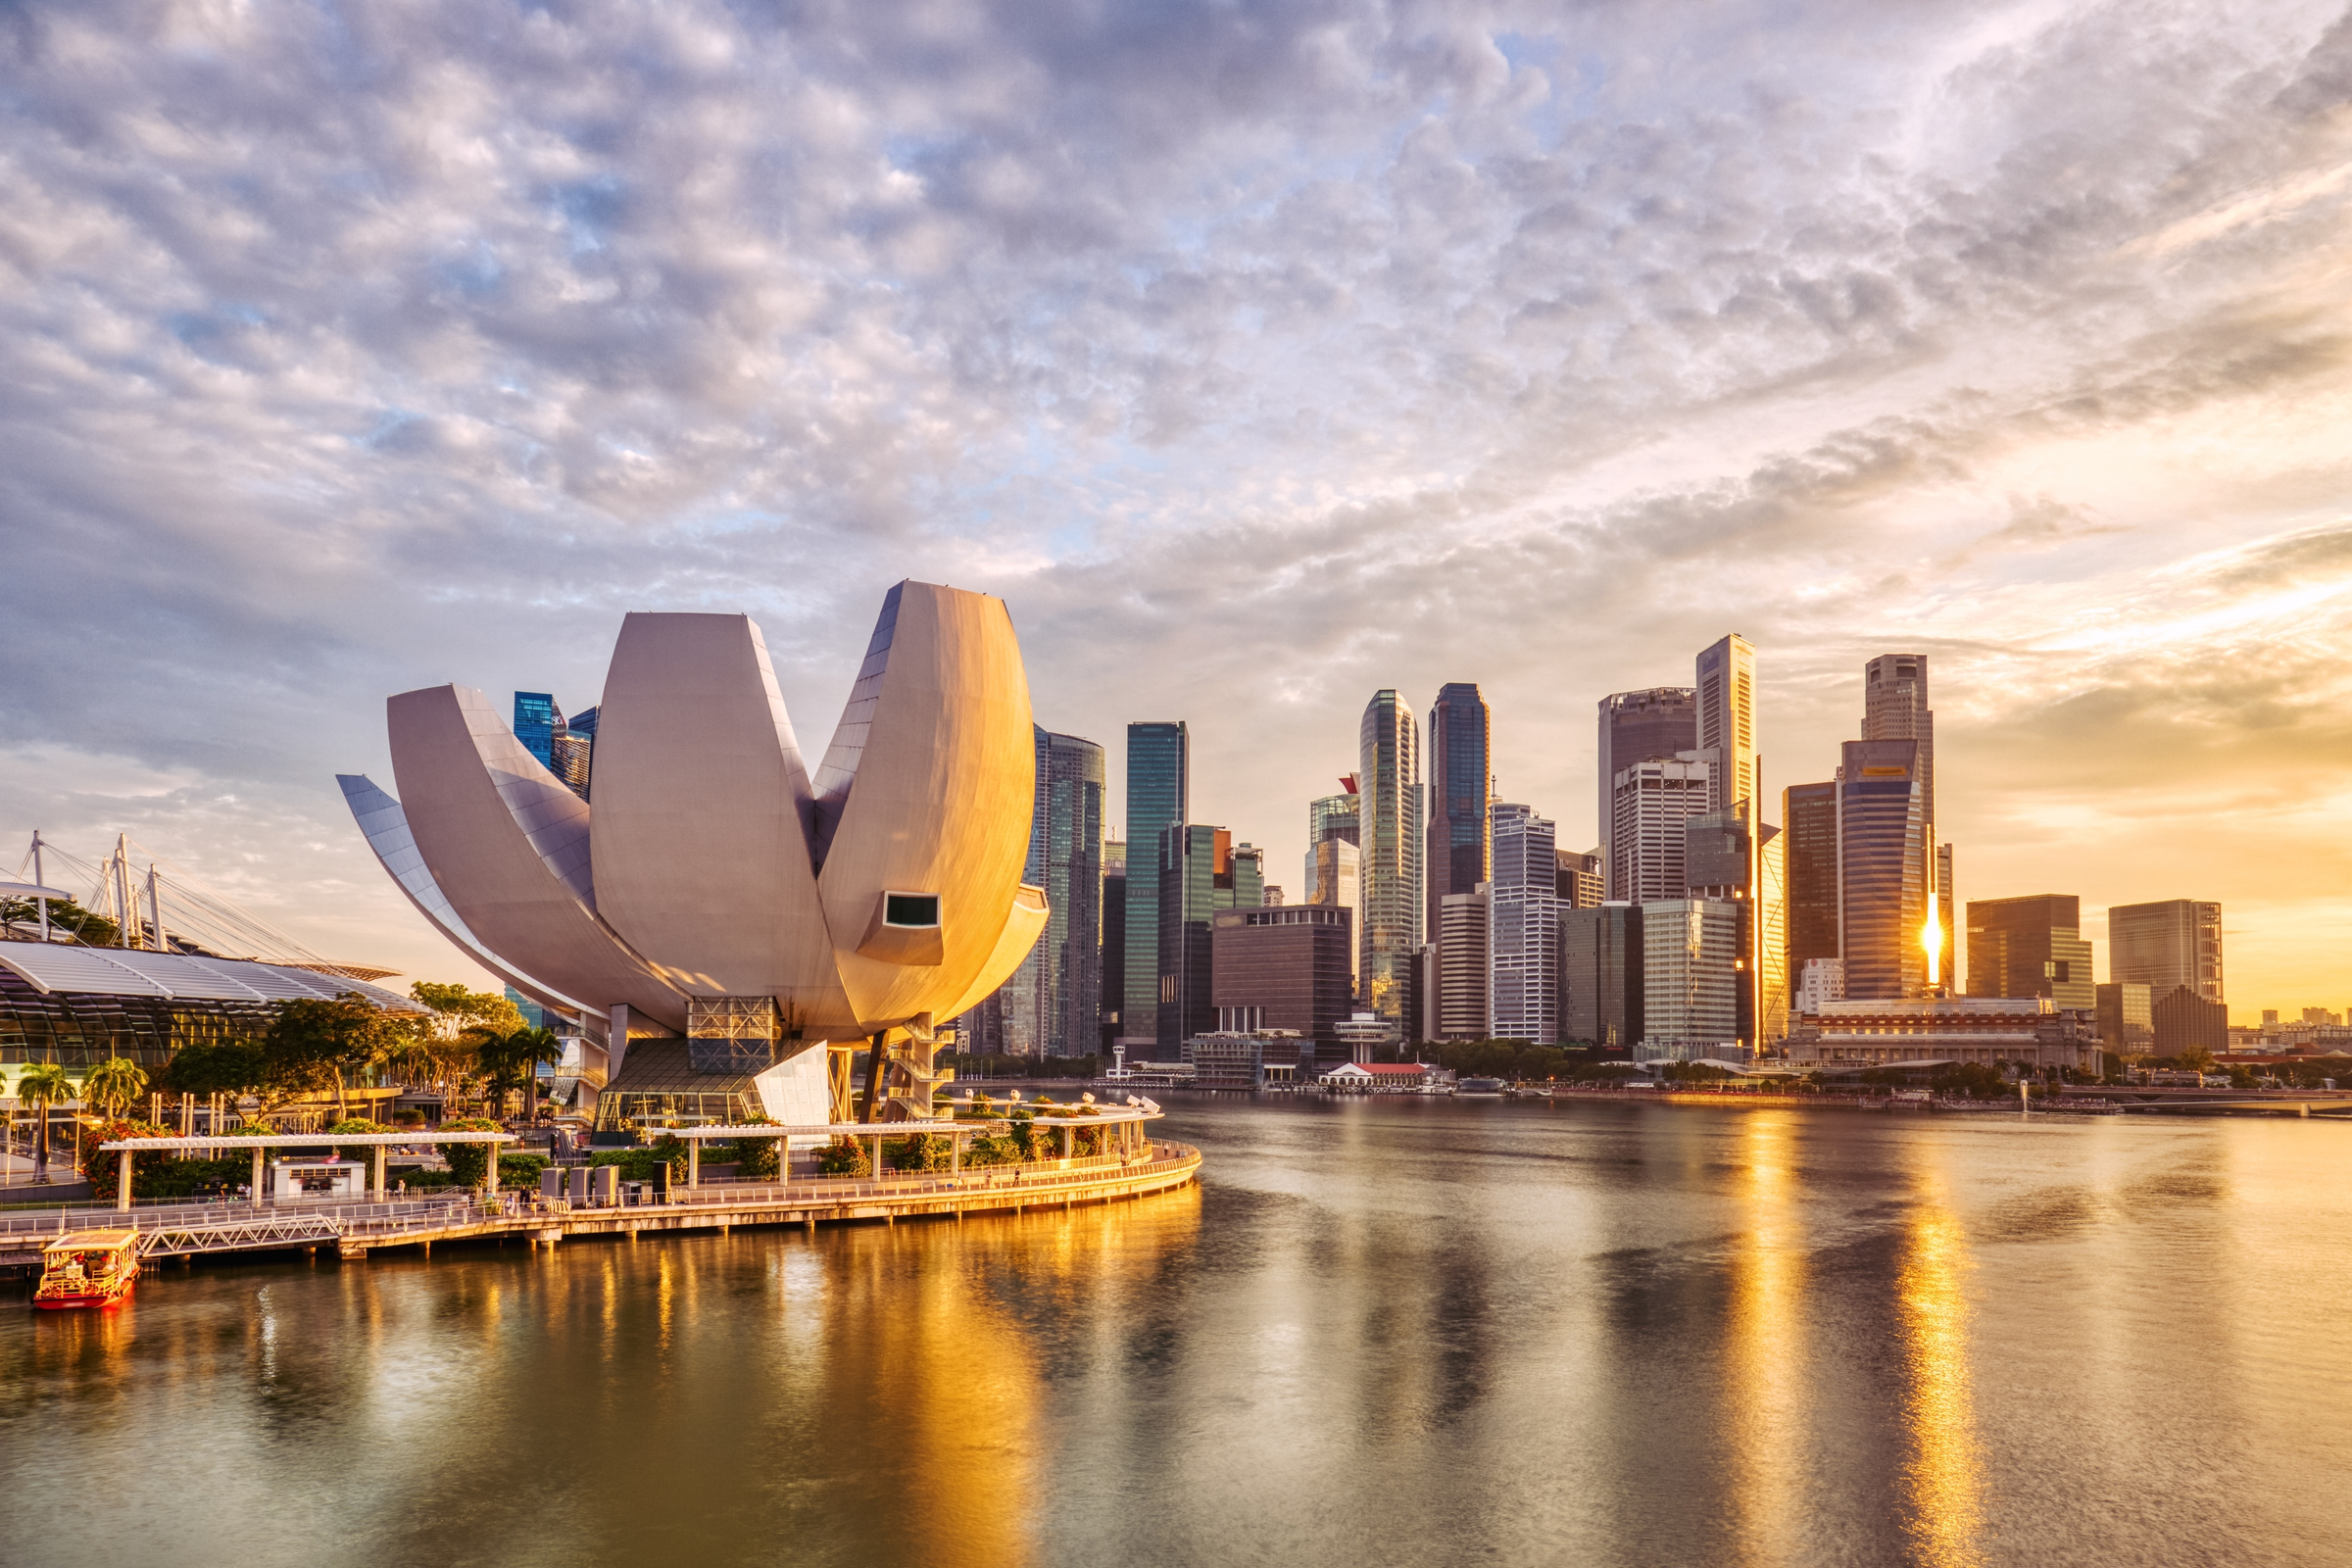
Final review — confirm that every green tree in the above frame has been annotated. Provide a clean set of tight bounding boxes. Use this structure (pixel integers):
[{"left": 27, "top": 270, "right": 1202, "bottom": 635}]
[
  {"left": 436, "top": 1118, "right": 506, "bottom": 1187},
  {"left": 83, "top": 1055, "right": 150, "bottom": 1118},
  {"left": 467, "top": 1024, "right": 563, "bottom": 1120},
  {"left": 159, "top": 1038, "right": 270, "bottom": 1098},
  {"left": 0, "top": 894, "right": 119, "bottom": 947},
  {"left": 267, "top": 995, "right": 401, "bottom": 1116},
  {"left": 15, "top": 1062, "right": 74, "bottom": 1180}
]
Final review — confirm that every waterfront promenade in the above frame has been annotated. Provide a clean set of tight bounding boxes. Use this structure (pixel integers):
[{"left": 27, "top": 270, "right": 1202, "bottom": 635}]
[{"left": 0, "top": 1139, "right": 1200, "bottom": 1273}]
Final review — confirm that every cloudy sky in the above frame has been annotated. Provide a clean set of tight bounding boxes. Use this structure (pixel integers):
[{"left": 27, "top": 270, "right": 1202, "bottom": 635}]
[{"left": 4, "top": 0, "right": 2349, "bottom": 1020}]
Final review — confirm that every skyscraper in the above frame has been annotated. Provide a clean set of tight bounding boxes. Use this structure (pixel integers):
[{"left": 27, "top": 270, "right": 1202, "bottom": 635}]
[
  {"left": 1838, "top": 738, "right": 1928, "bottom": 1001},
  {"left": 1426, "top": 683, "right": 1493, "bottom": 943},
  {"left": 1562, "top": 904, "right": 1642, "bottom": 1048},
  {"left": 1358, "top": 691, "right": 1424, "bottom": 1023},
  {"left": 1684, "top": 805, "right": 1788, "bottom": 1052},
  {"left": 514, "top": 692, "right": 560, "bottom": 769},
  {"left": 1695, "top": 635, "right": 1757, "bottom": 817},
  {"left": 1966, "top": 894, "right": 2094, "bottom": 1010},
  {"left": 1556, "top": 847, "right": 1603, "bottom": 909},
  {"left": 1156, "top": 825, "right": 1264, "bottom": 1051},
  {"left": 1100, "top": 838, "right": 1126, "bottom": 1053},
  {"left": 971, "top": 727, "right": 1103, "bottom": 1057},
  {"left": 1489, "top": 803, "right": 1559, "bottom": 1044},
  {"left": 1122, "top": 722, "right": 1189, "bottom": 1049},
  {"left": 1437, "top": 888, "right": 1491, "bottom": 1040},
  {"left": 1785, "top": 780, "right": 1839, "bottom": 997},
  {"left": 1611, "top": 756, "right": 1712, "bottom": 904},
  {"left": 1862, "top": 654, "right": 1949, "bottom": 978},
  {"left": 2108, "top": 900, "right": 2224, "bottom": 1006},
  {"left": 1597, "top": 688, "right": 1697, "bottom": 896},
  {"left": 1641, "top": 899, "right": 1742, "bottom": 1053},
  {"left": 1304, "top": 786, "right": 1361, "bottom": 897}
]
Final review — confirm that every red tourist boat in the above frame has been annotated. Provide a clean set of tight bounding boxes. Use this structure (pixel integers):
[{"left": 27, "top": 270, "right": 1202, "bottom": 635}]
[{"left": 32, "top": 1230, "right": 140, "bottom": 1310}]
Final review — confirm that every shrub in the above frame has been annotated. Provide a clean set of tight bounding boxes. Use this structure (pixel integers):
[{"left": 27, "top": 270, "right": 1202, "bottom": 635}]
[
  {"left": 77, "top": 1119, "right": 184, "bottom": 1193},
  {"left": 962, "top": 1134, "right": 1016, "bottom": 1167},
  {"left": 816, "top": 1135, "right": 869, "bottom": 1176},
  {"left": 1007, "top": 1109, "right": 1038, "bottom": 1161},
  {"left": 886, "top": 1132, "right": 952, "bottom": 1172},
  {"left": 327, "top": 1117, "right": 392, "bottom": 1161},
  {"left": 498, "top": 1152, "right": 549, "bottom": 1189},
  {"left": 734, "top": 1135, "right": 781, "bottom": 1180}
]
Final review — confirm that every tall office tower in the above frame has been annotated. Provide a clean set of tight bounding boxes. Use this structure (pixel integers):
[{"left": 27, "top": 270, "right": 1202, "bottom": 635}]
[
  {"left": 1838, "top": 739, "right": 1929, "bottom": 1001},
  {"left": 2108, "top": 900, "right": 2225, "bottom": 1006},
  {"left": 1684, "top": 807, "right": 1788, "bottom": 1052},
  {"left": 1784, "top": 781, "right": 1839, "bottom": 996},
  {"left": 1024, "top": 729, "right": 1104, "bottom": 1056},
  {"left": 1304, "top": 787, "right": 1361, "bottom": 900},
  {"left": 1556, "top": 848, "right": 1604, "bottom": 909},
  {"left": 1641, "top": 899, "right": 1742, "bottom": 1051},
  {"left": 1611, "top": 756, "right": 1713, "bottom": 905},
  {"left": 1438, "top": 888, "right": 1491, "bottom": 1040},
  {"left": 1358, "top": 690, "right": 1424, "bottom": 1023},
  {"left": 1489, "top": 804, "right": 1559, "bottom": 1044},
  {"left": 1862, "top": 654, "right": 1950, "bottom": 976},
  {"left": 1695, "top": 635, "right": 1758, "bottom": 816},
  {"left": 1597, "top": 688, "right": 1697, "bottom": 895},
  {"left": 1966, "top": 894, "right": 2095, "bottom": 1010},
  {"left": 514, "top": 693, "right": 561, "bottom": 769},
  {"left": 548, "top": 730, "right": 593, "bottom": 802},
  {"left": 1561, "top": 905, "right": 1643, "bottom": 1048},
  {"left": 1426, "top": 683, "right": 1494, "bottom": 942},
  {"left": 1123, "top": 722, "right": 1189, "bottom": 1049},
  {"left": 2094, "top": 982, "right": 2155, "bottom": 1055},
  {"left": 1100, "top": 838, "right": 1126, "bottom": 1053},
  {"left": 1308, "top": 838, "right": 1363, "bottom": 996},
  {"left": 1155, "top": 825, "right": 1262, "bottom": 1050}
]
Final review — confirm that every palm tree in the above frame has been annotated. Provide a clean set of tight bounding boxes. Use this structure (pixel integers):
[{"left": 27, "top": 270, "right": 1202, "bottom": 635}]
[
  {"left": 15, "top": 1063, "right": 73, "bottom": 1183},
  {"left": 83, "top": 1056, "right": 149, "bottom": 1120},
  {"left": 464, "top": 1024, "right": 564, "bottom": 1120}
]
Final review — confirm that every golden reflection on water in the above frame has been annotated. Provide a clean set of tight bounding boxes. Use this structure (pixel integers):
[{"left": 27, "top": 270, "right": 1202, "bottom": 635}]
[
  {"left": 1896, "top": 1176, "right": 1985, "bottom": 1568},
  {"left": 1726, "top": 1112, "right": 1806, "bottom": 1568}
]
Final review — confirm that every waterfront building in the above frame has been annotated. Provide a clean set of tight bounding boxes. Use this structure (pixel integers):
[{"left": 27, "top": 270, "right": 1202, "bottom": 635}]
[
  {"left": 1123, "top": 721, "right": 1190, "bottom": 1050},
  {"left": 1182, "top": 1030, "right": 1294, "bottom": 1089},
  {"left": 1694, "top": 635, "right": 1758, "bottom": 817},
  {"left": 2153, "top": 984, "right": 2229, "bottom": 1057},
  {"left": 1332, "top": 1009, "right": 1401, "bottom": 1060},
  {"left": 2108, "top": 900, "right": 2225, "bottom": 1006},
  {"left": 1561, "top": 904, "right": 1642, "bottom": 1049},
  {"left": 1794, "top": 956, "right": 1843, "bottom": 1016},
  {"left": 1556, "top": 848, "right": 1603, "bottom": 909},
  {"left": 1437, "top": 887, "right": 1491, "bottom": 1040},
  {"left": 1611, "top": 756, "right": 1712, "bottom": 905},
  {"left": 1639, "top": 898, "right": 1741, "bottom": 1058},
  {"left": 1306, "top": 837, "right": 1362, "bottom": 995},
  {"left": 1838, "top": 739, "right": 1928, "bottom": 1000},
  {"left": 349, "top": 582, "right": 1052, "bottom": 1130},
  {"left": 1966, "top": 894, "right": 2094, "bottom": 1010},
  {"left": 1596, "top": 688, "right": 1697, "bottom": 897},
  {"left": 1211, "top": 906, "right": 1352, "bottom": 1068},
  {"left": 995, "top": 728, "right": 1104, "bottom": 1057},
  {"left": 1099, "top": 838, "right": 1125, "bottom": 1052},
  {"left": 2094, "top": 982, "right": 2155, "bottom": 1056},
  {"left": 1358, "top": 690, "right": 1425, "bottom": 1025},
  {"left": 1489, "top": 804, "right": 1559, "bottom": 1045},
  {"left": 1860, "top": 654, "right": 1951, "bottom": 980},
  {"left": 0, "top": 940, "right": 423, "bottom": 1077},
  {"left": 1787, "top": 996, "right": 2098, "bottom": 1073},
  {"left": 1426, "top": 683, "right": 1494, "bottom": 944},
  {"left": 1784, "top": 780, "right": 1839, "bottom": 999}
]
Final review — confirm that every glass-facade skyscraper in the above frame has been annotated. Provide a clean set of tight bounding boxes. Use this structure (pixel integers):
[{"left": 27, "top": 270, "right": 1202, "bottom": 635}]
[
  {"left": 1966, "top": 894, "right": 2094, "bottom": 1010},
  {"left": 996, "top": 727, "right": 1104, "bottom": 1056},
  {"left": 2108, "top": 899, "right": 2224, "bottom": 1006},
  {"left": 1156, "top": 824, "right": 1261, "bottom": 1050},
  {"left": 1862, "top": 654, "right": 1947, "bottom": 979},
  {"left": 1694, "top": 635, "right": 1757, "bottom": 818},
  {"left": 1784, "top": 780, "right": 1839, "bottom": 998},
  {"left": 514, "top": 693, "right": 560, "bottom": 769},
  {"left": 1838, "top": 738, "right": 1928, "bottom": 1001},
  {"left": 1426, "top": 683, "right": 1493, "bottom": 944},
  {"left": 1121, "top": 721, "right": 1189, "bottom": 1048},
  {"left": 1357, "top": 690, "right": 1424, "bottom": 1025}
]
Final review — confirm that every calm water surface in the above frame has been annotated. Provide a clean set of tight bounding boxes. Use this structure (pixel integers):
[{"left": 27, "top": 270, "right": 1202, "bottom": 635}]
[{"left": 5, "top": 1097, "right": 2349, "bottom": 1567}]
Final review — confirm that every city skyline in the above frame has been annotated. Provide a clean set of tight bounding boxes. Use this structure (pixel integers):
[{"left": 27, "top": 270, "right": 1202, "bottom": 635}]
[{"left": 5, "top": 5, "right": 2351, "bottom": 1017}]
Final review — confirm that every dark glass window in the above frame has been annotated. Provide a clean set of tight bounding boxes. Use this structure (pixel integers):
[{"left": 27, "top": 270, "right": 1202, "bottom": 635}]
[{"left": 886, "top": 894, "right": 940, "bottom": 927}]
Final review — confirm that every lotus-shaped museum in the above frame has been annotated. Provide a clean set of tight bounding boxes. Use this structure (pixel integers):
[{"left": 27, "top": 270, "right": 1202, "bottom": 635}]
[{"left": 338, "top": 580, "right": 1047, "bottom": 1122}]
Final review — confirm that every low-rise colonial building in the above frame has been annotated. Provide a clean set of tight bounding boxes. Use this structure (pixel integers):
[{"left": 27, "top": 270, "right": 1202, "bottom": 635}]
[{"left": 1787, "top": 996, "right": 2097, "bottom": 1073}]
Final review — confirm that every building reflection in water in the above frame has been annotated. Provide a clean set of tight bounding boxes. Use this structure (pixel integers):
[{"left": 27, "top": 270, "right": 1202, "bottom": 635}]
[
  {"left": 1725, "top": 1111, "right": 1807, "bottom": 1568},
  {"left": 1897, "top": 1169, "right": 1985, "bottom": 1568}
]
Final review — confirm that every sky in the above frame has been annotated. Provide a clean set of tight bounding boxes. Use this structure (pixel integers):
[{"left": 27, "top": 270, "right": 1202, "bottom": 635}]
[{"left": 3, "top": 0, "right": 2350, "bottom": 1022}]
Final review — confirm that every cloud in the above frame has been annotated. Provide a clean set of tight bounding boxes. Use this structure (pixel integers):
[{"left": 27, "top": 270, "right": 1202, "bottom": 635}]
[{"left": 2, "top": 0, "right": 2351, "bottom": 1009}]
